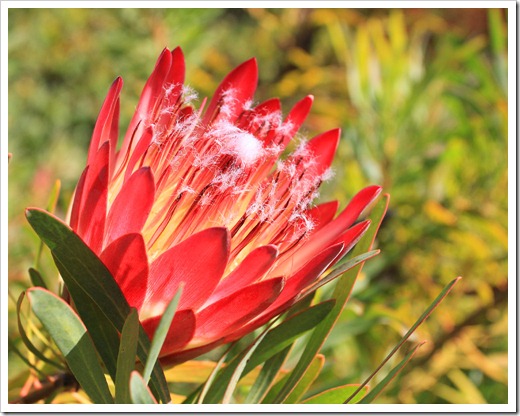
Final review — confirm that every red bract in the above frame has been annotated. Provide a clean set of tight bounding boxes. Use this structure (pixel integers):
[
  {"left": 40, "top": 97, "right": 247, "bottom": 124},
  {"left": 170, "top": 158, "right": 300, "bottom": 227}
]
[{"left": 69, "top": 47, "right": 381, "bottom": 365}]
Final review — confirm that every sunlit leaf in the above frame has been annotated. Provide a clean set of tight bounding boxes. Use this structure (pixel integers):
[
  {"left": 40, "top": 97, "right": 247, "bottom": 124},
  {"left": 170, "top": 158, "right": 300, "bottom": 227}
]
[
  {"left": 130, "top": 371, "right": 157, "bottom": 404},
  {"left": 197, "top": 350, "right": 230, "bottom": 404},
  {"left": 35, "top": 179, "right": 61, "bottom": 269},
  {"left": 142, "top": 285, "right": 183, "bottom": 384},
  {"left": 202, "top": 327, "right": 272, "bottom": 404},
  {"left": 26, "top": 288, "right": 113, "bottom": 404},
  {"left": 357, "top": 342, "right": 424, "bottom": 404},
  {"left": 222, "top": 331, "right": 270, "bottom": 404},
  {"left": 244, "top": 300, "right": 335, "bottom": 373},
  {"left": 284, "top": 354, "right": 325, "bottom": 404},
  {"left": 115, "top": 308, "right": 140, "bottom": 404},
  {"left": 62, "top": 273, "right": 120, "bottom": 380},
  {"left": 262, "top": 354, "right": 324, "bottom": 404},
  {"left": 28, "top": 268, "right": 47, "bottom": 289},
  {"left": 303, "top": 383, "right": 368, "bottom": 404},
  {"left": 245, "top": 346, "right": 291, "bottom": 404},
  {"left": 16, "top": 292, "right": 65, "bottom": 371}
]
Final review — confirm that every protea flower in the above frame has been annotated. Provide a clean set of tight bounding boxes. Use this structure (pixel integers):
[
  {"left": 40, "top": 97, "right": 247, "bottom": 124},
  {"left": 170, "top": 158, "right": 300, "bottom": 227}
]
[{"left": 68, "top": 47, "right": 381, "bottom": 365}]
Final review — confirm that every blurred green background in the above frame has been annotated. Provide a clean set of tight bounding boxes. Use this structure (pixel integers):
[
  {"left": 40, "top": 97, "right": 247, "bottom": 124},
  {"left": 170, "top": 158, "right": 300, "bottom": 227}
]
[{"left": 8, "top": 8, "right": 508, "bottom": 404}]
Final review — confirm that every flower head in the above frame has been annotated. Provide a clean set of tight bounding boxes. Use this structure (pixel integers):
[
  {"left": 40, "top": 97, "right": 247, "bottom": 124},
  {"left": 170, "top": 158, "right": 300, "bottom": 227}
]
[{"left": 69, "top": 47, "right": 381, "bottom": 364}]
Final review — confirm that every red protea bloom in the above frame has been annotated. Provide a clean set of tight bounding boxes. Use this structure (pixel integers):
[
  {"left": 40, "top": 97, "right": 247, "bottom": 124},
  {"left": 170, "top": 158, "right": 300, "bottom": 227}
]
[{"left": 69, "top": 47, "right": 381, "bottom": 365}]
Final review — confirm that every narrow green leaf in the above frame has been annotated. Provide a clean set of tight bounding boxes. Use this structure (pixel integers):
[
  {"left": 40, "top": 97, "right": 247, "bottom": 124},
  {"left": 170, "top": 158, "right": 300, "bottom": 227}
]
[
  {"left": 60, "top": 270, "right": 120, "bottom": 381},
  {"left": 198, "top": 349, "right": 230, "bottom": 404},
  {"left": 283, "top": 354, "right": 324, "bottom": 404},
  {"left": 142, "top": 285, "right": 183, "bottom": 384},
  {"left": 26, "top": 288, "right": 113, "bottom": 404},
  {"left": 488, "top": 9, "right": 506, "bottom": 56},
  {"left": 202, "top": 325, "right": 274, "bottom": 403},
  {"left": 272, "top": 194, "right": 390, "bottom": 402},
  {"left": 262, "top": 354, "right": 324, "bottom": 404},
  {"left": 245, "top": 346, "right": 291, "bottom": 404},
  {"left": 304, "top": 383, "right": 368, "bottom": 404},
  {"left": 261, "top": 368, "right": 288, "bottom": 403},
  {"left": 249, "top": 293, "right": 316, "bottom": 403},
  {"left": 345, "top": 277, "right": 461, "bottom": 403},
  {"left": 357, "top": 342, "right": 425, "bottom": 404},
  {"left": 25, "top": 208, "right": 170, "bottom": 403},
  {"left": 35, "top": 180, "right": 61, "bottom": 269},
  {"left": 115, "top": 308, "right": 140, "bottom": 404},
  {"left": 16, "top": 292, "right": 65, "bottom": 371},
  {"left": 183, "top": 385, "right": 203, "bottom": 404},
  {"left": 130, "top": 371, "right": 157, "bottom": 404},
  {"left": 243, "top": 300, "right": 335, "bottom": 374},
  {"left": 28, "top": 268, "right": 47, "bottom": 289},
  {"left": 303, "top": 250, "right": 380, "bottom": 295},
  {"left": 222, "top": 330, "right": 270, "bottom": 404}
]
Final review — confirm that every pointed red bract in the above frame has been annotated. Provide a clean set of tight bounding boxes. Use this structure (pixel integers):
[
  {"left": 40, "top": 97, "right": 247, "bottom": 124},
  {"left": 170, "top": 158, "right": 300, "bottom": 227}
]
[
  {"left": 202, "top": 58, "right": 258, "bottom": 125},
  {"left": 78, "top": 142, "right": 109, "bottom": 254},
  {"left": 87, "top": 77, "right": 123, "bottom": 168},
  {"left": 100, "top": 233, "right": 148, "bottom": 311},
  {"left": 336, "top": 185, "right": 382, "bottom": 227},
  {"left": 195, "top": 277, "right": 283, "bottom": 341},
  {"left": 305, "top": 128, "right": 340, "bottom": 177},
  {"left": 305, "top": 201, "right": 339, "bottom": 233},
  {"left": 280, "top": 95, "right": 313, "bottom": 147},
  {"left": 265, "top": 243, "right": 344, "bottom": 314},
  {"left": 206, "top": 245, "right": 278, "bottom": 305},
  {"left": 104, "top": 167, "right": 155, "bottom": 248},
  {"left": 145, "top": 227, "right": 230, "bottom": 314},
  {"left": 69, "top": 166, "right": 89, "bottom": 231}
]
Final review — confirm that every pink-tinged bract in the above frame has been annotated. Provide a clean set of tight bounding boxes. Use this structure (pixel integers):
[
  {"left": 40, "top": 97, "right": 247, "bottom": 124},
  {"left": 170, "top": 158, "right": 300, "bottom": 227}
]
[{"left": 69, "top": 47, "right": 382, "bottom": 365}]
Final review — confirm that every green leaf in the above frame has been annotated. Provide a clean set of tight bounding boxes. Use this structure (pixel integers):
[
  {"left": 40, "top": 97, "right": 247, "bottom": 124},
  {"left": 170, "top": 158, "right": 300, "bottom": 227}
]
[
  {"left": 303, "top": 383, "right": 368, "bottom": 404},
  {"left": 197, "top": 349, "right": 230, "bottom": 404},
  {"left": 357, "top": 342, "right": 425, "bottom": 404},
  {"left": 262, "top": 354, "right": 324, "bottom": 404},
  {"left": 222, "top": 330, "right": 271, "bottom": 404},
  {"left": 25, "top": 208, "right": 170, "bottom": 403},
  {"left": 345, "top": 277, "right": 461, "bottom": 403},
  {"left": 60, "top": 270, "right": 120, "bottom": 381},
  {"left": 245, "top": 345, "right": 291, "bottom": 404},
  {"left": 488, "top": 9, "right": 506, "bottom": 56},
  {"left": 35, "top": 179, "right": 61, "bottom": 269},
  {"left": 183, "top": 385, "right": 203, "bottom": 404},
  {"left": 142, "top": 285, "right": 183, "bottom": 384},
  {"left": 28, "top": 267, "right": 47, "bottom": 289},
  {"left": 243, "top": 300, "right": 335, "bottom": 374},
  {"left": 130, "top": 371, "right": 157, "bottom": 404},
  {"left": 272, "top": 194, "right": 390, "bottom": 402},
  {"left": 115, "top": 308, "right": 140, "bottom": 404},
  {"left": 16, "top": 292, "right": 65, "bottom": 371},
  {"left": 283, "top": 354, "right": 324, "bottom": 404},
  {"left": 202, "top": 327, "right": 273, "bottom": 403},
  {"left": 26, "top": 288, "right": 113, "bottom": 404}
]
